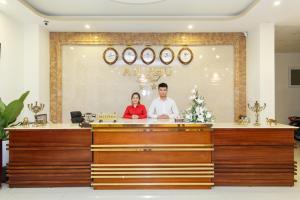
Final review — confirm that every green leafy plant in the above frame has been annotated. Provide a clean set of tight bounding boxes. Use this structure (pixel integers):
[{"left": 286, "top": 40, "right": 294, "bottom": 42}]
[{"left": 0, "top": 91, "right": 30, "bottom": 140}]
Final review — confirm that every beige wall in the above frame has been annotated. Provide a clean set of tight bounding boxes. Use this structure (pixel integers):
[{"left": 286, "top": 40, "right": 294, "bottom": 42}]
[
  {"left": 62, "top": 45, "right": 234, "bottom": 123},
  {"left": 275, "top": 53, "right": 300, "bottom": 124}
]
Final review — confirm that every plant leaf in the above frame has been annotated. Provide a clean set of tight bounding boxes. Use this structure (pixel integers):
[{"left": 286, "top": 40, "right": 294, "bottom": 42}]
[
  {"left": 2, "top": 91, "right": 30, "bottom": 125},
  {"left": 0, "top": 117, "right": 8, "bottom": 140},
  {"left": 0, "top": 98, "right": 6, "bottom": 116},
  {"left": 19, "top": 91, "right": 30, "bottom": 102}
]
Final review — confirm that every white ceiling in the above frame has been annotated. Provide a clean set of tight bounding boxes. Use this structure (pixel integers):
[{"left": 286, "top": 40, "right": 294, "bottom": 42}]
[
  {"left": 21, "top": 0, "right": 257, "bottom": 17},
  {"left": 276, "top": 26, "right": 300, "bottom": 53},
  {"left": 0, "top": 0, "right": 300, "bottom": 52}
]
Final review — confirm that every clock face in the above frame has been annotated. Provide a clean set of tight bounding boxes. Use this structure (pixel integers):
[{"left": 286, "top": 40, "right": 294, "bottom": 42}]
[
  {"left": 178, "top": 47, "right": 193, "bottom": 65},
  {"left": 103, "top": 48, "right": 118, "bottom": 65},
  {"left": 141, "top": 47, "right": 155, "bottom": 65},
  {"left": 122, "top": 47, "right": 137, "bottom": 65},
  {"left": 160, "top": 47, "right": 174, "bottom": 65}
]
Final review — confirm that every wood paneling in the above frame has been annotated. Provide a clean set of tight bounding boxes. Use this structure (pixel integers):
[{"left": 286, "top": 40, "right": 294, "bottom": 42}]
[
  {"left": 92, "top": 125, "right": 214, "bottom": 189},
  {"left": 7, "top": 129, "right": 92, "bottom": 187},
  {"left": 213, "top": 128, "right": 296, "bottom": 186},
  {"left": 6, "top": 125, "right": 297, "bottom": 188},
  {"left": 94, "top": 131, "right": 212, "bottom": 145}
]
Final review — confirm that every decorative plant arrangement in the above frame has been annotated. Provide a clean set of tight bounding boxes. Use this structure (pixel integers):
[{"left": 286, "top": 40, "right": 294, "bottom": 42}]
[{"left": 183, "top": 86, "right": 213, "bottom": 123}]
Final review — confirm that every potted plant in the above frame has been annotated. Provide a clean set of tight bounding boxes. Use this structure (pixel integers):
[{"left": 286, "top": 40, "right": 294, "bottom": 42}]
[{"left": 0, "top": 91, "right": 29, "bottom": 183}]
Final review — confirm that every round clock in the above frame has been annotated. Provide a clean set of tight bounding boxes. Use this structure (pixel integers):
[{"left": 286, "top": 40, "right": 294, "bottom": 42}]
[
  {"left": 122, "top": 47, "right": 137, "bottom": 65},
  {"left": 141, "top": 47, "right": 155, "bottom": 65},
  {"left": 159, "top": 47, "right": 174, "bottom": 65},
  {"left": 178, "top": 47, "right": 193, "bottom": 65},
  {"left": 103, "top": 47, "right": 118, "bottom": 65}
]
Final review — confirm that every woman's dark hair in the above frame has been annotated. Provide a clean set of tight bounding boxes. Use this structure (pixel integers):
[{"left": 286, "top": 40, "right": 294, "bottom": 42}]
[
  {"left": 158, "top": 82, "right": 168, "bottom": 89},
  {"left": 131, "top": 92, "right": 141, "bottom": 104}
]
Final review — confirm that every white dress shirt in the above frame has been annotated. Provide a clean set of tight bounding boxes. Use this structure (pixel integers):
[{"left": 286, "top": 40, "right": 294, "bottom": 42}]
[{"left": 148, "top": 97, "right": 179, "bottom": 119}]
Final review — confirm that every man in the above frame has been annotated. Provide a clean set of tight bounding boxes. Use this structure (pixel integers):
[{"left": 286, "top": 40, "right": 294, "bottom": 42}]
[{"left": 148, "top": 83, "right": 179, "bottom": 119}]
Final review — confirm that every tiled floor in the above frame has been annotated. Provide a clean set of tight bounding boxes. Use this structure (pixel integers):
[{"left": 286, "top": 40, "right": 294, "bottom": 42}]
[{"left": 1, "top": 142, "right": 299, "bottom": 200}]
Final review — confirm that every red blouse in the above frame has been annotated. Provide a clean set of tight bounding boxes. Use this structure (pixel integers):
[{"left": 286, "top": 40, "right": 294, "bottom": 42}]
[{"left": 123, "top": 104, "right": 147, "bottom": 119}]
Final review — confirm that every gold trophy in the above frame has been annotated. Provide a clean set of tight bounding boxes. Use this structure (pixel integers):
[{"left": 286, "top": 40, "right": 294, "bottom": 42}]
[
  {"left": 28, "top": 101, "right": 45, "bottom": 124},
  {"left": 248, "top": 101, "right": 266, "bottom": 126}
]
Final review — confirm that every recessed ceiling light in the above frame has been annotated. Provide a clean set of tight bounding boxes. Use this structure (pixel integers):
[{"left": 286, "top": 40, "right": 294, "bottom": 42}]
[
  {"left": 84, "top": 24, "right": 91, "bottom": 29},
  {"left": 187, "top": 25, "right": 193, "bottom": 30},
  {"left": 273, "top": 1, "right": 281, "bottom": 6},
  {"left": 70, "top": 46, "right": 75, "bottom": 50},
  {"left": 0, "top": 0, "right": 7, "bottom": 5}
]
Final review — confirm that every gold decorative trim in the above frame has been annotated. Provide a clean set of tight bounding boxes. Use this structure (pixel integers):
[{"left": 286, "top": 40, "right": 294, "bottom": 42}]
[
  {"left": 91, "top": 163, "right": 214, "bottom": 167},
  {"left": 91, "top": 123, "right": 213, "bottom": 128},
  {"left": 91, "top": 144, "right": 213, "bottom": 148},
  {"left": 91, "top": 175, "right": 214, "bottom": 178},
  {"left": 50, "top": 32, "right": 246, "bottom": 123},
  {"left": 91, "top": 148, "right": 214, "bottom": 152},
  {"left": 91, "top": 182, "right": 214, "bottom": 186},
  {"left": 91, "top": 171, "right": 214, "bottom": 175},
  {"left": 91, "top": 167, "right": 214, "bottom": 171}
]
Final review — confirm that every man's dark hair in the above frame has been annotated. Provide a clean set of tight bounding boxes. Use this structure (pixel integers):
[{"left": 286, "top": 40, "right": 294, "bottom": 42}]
[{"left": 158, "top": 83, "right": 168, "bottom": 89}]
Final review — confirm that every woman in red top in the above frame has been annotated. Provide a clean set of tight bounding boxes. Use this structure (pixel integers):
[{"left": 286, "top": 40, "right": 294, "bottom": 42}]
[{"left": 123, "top": 92, "right": 147, "bottom": 119}]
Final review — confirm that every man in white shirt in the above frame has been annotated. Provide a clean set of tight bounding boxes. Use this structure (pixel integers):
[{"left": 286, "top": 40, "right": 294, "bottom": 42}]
[{"left": 148, "top": 83, "right": 179, "bottom": 119}]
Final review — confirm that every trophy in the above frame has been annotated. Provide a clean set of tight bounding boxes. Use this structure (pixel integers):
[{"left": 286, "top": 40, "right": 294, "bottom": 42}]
[
  {"left": 28, "top": 101, "right": 45, "bottom": 124},
  {"left": 248, "top": 101, "right": 266, "bottom": 126}
]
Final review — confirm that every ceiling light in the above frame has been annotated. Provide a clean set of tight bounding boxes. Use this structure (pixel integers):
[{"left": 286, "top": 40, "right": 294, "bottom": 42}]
[
  {"left": 273, "top": 1, "right": 281, "bottom": 6},
  {"left": 187, "top": 25, "right": 193, "bottom": 30},
  {"left": 0, "top": 0, "right": 7, "bottom": 5},
  {"left": 84, "top": 24, "right": 91, "bottom": 29}
]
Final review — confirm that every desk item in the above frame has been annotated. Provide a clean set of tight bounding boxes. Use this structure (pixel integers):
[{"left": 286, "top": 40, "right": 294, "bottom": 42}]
[
  {"left": 248, "top": 101, "right": 266, "bottom": 126},
  {"left": 266, "top": 118, "right": 277, "bottom": 126},
  {"left": 28, "top": 101, "right": 44, "bottom": 124},
  {"left": 98, "top": 112, "right": 117, "bottom": 122}
]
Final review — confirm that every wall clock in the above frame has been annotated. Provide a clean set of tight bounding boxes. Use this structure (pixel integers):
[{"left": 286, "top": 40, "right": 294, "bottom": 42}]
[
  {"left": 141, "top": 47, "right": 155, "bottom": 65},
  {"left": 122, "top": 47, "right": 137, "bottom": 65},
  {"left": 103, "top": 47, "right": 118, "bottom": 65},
  {"left": 178, "top": 47, "right": 193, "bottom": 65},
  {"left": 159, "top": 47, "right": 174, "bottom": 65}
]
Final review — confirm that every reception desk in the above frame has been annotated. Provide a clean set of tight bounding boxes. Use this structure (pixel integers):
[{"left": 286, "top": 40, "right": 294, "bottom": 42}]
[{"left": 5, "top": 120, "right": 297, "bottom": 189}]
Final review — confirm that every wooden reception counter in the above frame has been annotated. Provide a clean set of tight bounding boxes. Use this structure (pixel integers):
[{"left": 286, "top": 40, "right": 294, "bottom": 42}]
[{"left": 5, "top": 120, "right": 297, "bottom": 189}]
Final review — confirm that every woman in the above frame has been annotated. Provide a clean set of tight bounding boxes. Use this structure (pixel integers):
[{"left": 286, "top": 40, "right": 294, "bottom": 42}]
[{"left": 123, "top": 92, "right": 147, "bottom": 119}]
